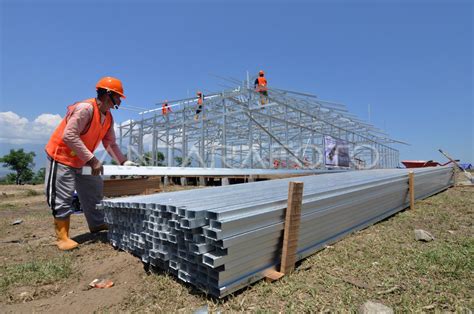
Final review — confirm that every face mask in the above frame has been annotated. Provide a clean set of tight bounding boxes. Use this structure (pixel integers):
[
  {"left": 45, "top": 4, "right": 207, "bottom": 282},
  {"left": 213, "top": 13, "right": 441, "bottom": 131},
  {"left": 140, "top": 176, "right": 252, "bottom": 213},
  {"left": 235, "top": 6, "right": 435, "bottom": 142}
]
[{"left": 108, "top": 92, "right": 119, "bottom": 110}]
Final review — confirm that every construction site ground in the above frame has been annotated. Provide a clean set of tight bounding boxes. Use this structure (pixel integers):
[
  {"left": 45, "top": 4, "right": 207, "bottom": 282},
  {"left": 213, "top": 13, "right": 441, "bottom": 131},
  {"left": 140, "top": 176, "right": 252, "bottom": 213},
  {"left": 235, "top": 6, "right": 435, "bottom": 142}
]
[{"left": 0, "top": 176, "right": 472, "bottom": 312}]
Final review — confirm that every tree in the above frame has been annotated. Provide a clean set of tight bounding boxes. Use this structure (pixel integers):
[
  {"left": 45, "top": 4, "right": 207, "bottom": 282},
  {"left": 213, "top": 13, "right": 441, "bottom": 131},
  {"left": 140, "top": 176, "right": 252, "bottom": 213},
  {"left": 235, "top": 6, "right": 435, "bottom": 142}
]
[
  {"left": 174, "top": 156, "right": 192, "bottom": 167},
  {"left": 4, "top": 173, "right": 17, "bottom": 184},
  {"left": 141, "top": 151, "right": 165, "bottom": 166},
  {"left": 0, "top": 149, "right": 36, "bottom": 185},
  {"left": 20, "top": 168, "right": 34, "bottom": 183},
  {"left": 32, "top": 167, "right": 46, "bottom": 184}
]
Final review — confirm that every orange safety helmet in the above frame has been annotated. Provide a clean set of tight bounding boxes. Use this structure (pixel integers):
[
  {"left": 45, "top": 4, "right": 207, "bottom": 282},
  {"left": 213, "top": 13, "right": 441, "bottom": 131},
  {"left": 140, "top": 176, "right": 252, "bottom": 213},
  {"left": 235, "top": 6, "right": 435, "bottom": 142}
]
[
  {"left": 259, "top": 70, "right": 264, "bottom": 76},
  {"left": 96, "top": 77, "right": 126, "bottom": 98},
  {"left": 196, "top": 91, "right": 202, "bottom": 96}
]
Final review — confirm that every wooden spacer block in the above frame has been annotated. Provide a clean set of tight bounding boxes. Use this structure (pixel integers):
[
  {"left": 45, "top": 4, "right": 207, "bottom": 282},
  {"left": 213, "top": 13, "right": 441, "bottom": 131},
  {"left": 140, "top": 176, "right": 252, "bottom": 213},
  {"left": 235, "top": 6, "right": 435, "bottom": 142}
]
[{"left": 264, "top": 271, "right": 284, "bottom": 282}]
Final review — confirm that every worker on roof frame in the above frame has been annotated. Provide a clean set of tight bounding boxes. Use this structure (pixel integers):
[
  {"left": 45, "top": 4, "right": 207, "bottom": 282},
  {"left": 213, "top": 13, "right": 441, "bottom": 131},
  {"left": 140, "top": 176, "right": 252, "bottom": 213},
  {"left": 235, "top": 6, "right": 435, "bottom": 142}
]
[
  {"left": 194, "top": 91, "right": 204, "bottom": 121},
  {"left": 254, "top": 70, "right": 268, "bottom": 105},
  {"left": 162, "top": 99, "right": 172, "bottom": 116}
]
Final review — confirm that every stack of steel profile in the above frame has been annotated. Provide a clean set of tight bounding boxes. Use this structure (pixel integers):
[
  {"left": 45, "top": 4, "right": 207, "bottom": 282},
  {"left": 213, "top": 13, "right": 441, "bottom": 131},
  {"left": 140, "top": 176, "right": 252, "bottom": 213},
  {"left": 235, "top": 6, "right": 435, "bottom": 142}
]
[{"left": 99, "top": 166, "right": 453, "bottom": 297}]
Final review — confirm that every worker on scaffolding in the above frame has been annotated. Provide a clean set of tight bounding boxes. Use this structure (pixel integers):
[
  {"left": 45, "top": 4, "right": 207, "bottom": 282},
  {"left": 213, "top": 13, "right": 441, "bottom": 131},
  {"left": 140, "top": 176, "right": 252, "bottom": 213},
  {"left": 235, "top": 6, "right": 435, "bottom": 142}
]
[
  {"left": 303, "top": 156, "right": 310, "bottom": 168},
  {"left": 273, "top": 159, "right": 280, "bottom": 169},
  {"left": 194, "top": 91, "right": 204, "bottom": 121},
  {"left": 254, "top": 70, "right": 268, "bottom": 105},
  {"left": 44, "top": 76, "right": 138, "bottom": 251},
  {"left": 162, "top": 100, "right": 172, "bottom": 116}
]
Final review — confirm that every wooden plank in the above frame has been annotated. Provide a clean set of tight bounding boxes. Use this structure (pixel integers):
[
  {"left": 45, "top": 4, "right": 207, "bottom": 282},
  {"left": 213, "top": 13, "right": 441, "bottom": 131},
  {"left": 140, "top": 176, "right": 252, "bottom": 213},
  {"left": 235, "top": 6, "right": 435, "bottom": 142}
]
[
  {"left": 280, "top": 181, "right": 304, "bottom": 275},
  {"left": 408, "top": 171, "right": 415, "bottom": 210},
  {"left": 144, "top": 177, "right": 162, "bottom": 195},
  {"left": 103, "top": 177, "right": 161, "bottom": 197},
  {"left": 256, "top": 173, "right": 313, "bottom": 180}
]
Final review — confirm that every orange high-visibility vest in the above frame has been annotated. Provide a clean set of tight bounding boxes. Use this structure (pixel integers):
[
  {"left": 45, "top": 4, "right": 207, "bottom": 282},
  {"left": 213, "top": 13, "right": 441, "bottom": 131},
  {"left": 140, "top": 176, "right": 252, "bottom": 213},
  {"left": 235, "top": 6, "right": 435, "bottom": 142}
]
[
  {"left": 256, "top": 77, "right": 267, "bottom": 92},
  {"left": 162, "top": 103, "right": 170, "bottom": 115},
  {"left": 197, "top": 97, "right": 203, "bottom": 106},
  {"left": 45, "top": 98, "right": 112, "bottom": 168}
]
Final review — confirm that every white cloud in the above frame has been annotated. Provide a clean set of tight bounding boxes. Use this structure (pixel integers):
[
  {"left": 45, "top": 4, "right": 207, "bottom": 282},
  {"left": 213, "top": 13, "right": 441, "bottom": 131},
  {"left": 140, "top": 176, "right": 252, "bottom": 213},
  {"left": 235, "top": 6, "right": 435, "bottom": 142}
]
[
  {"left": 0, "top": 111, "right": 62, "bottom": 144},
  {"left": 0, "top": 111, "right": 28, "bottom": 127},
  {"left": 34, "top": 113, "right": 62, "bottom": 128}
]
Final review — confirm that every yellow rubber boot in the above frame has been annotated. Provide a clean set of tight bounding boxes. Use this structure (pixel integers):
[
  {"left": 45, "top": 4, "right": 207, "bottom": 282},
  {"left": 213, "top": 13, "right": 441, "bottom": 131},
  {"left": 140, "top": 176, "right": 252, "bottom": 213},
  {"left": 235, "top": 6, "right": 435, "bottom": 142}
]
[{"left": 54, "top": 218, "right": 78, "bottom": 251}]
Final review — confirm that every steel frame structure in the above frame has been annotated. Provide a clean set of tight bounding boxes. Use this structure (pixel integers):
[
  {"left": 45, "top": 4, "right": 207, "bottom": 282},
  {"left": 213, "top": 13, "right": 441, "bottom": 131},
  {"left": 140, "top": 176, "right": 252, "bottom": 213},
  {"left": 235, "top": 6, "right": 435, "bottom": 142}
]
[{"left": 118, "top": 79, "right": 401, "bottom": 169}]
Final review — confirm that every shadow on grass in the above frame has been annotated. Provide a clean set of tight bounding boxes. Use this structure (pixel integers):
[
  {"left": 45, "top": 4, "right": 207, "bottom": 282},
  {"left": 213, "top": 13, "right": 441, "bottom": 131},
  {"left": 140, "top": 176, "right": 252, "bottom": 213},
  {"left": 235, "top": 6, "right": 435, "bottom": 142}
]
[
  {"left": 142, "top": 262, "right": 263, "bottom": 303},
  {"left": 72, "top": 231, "right": 109, "bottom": 245}
]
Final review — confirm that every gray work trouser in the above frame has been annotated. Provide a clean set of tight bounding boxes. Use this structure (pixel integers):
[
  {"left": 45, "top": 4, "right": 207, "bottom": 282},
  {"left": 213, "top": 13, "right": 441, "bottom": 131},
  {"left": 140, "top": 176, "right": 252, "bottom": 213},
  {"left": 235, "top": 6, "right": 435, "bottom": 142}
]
[{"left": 45, "top": 156, "right": 104, "bottom": 230}]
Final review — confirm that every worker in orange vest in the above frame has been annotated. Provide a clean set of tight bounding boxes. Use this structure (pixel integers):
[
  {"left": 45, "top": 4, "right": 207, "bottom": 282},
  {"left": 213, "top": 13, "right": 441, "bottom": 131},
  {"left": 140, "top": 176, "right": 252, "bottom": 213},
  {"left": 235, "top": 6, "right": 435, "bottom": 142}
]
[
  {"left": 273, "top": 159, "right": 280, "bottom": 169},
  {"left": 162, "top": 100, "right": 172, "bottom": 116},
  {"left": 44, "top": 77, "right": 138, "bottom": 251},
  {"left": 254, "top": 70, "right": 268, "bottom": 105},
  {"left": 194, "top": 91, "right": 204, "bottom": 121}
]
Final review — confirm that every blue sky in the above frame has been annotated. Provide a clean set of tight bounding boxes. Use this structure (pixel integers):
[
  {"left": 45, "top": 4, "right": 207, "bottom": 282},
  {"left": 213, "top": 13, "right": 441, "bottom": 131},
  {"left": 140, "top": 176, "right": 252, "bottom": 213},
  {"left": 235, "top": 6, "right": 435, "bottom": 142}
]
[{"left": 0, "top": 0, "right": 472, "bottom": 171}]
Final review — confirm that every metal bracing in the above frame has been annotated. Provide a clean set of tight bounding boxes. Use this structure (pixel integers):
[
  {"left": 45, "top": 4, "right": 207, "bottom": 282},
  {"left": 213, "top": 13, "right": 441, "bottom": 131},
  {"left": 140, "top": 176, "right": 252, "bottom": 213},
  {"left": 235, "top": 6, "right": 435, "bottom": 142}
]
[{"left": 118, "top": 79, "right": 402, "bottom": 169}]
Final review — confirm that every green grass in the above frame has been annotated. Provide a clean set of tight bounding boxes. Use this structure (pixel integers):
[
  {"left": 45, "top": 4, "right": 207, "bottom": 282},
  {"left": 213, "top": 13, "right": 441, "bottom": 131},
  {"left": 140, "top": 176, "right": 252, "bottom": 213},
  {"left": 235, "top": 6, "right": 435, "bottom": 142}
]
[
  {"left": 0, "top": 256, "right": 73, "bottom": 294},
  {"left": 0, "top": 203, "right": 19, "bottom": 209},
  {"left": 417, "top": 239, "right": 474, "bottom": 280}
]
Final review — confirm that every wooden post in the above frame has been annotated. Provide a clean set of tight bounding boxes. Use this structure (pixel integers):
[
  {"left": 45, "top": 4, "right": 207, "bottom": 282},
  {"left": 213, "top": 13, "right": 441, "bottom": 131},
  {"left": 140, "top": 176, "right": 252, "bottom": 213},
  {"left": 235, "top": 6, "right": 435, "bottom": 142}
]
[
  {"left": 408, "top": 171, "right": 415, "bottom": 210},
  {"left": 452, "top": 165, "right": 458, "bottom": 186},
  {"left": 265, "top": 181, "right": 304, "bottom": 282},
  {"left": 280, "top": 181, "right": 304, "bottom": 274}
]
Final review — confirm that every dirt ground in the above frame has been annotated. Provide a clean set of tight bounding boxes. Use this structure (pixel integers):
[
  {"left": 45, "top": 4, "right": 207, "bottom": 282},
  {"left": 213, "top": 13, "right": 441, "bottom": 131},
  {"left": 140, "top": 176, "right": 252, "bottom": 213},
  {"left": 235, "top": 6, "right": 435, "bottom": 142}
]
[
  {"left": 0, "top": 184, "right": 145, "bottom": 313},
  {"left": 0, "top": 178, "right": 472, "bottom": 312}
]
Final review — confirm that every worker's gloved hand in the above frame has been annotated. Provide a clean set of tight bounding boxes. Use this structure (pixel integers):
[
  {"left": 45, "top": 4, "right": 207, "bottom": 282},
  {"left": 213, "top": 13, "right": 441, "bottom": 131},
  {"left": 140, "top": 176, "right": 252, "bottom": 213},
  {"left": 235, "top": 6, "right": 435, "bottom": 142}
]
[
  {"left": 123, "top": 160, "right": 139, "bottom": 167},
  {"left": 87, "top": 157, "right": 104, "bottom": 176}
]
